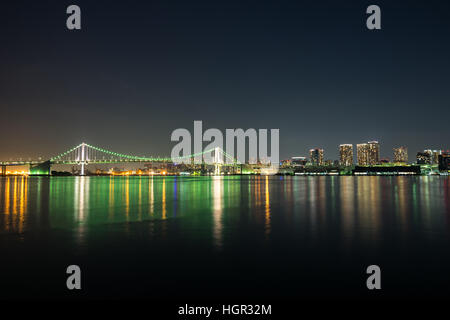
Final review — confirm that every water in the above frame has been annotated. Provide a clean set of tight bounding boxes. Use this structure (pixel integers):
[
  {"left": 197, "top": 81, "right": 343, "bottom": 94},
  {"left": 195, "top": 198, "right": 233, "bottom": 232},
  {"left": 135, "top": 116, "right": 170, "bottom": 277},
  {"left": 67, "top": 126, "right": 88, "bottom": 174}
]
[{"left": 1, "top": 175, "right": 449, "bottom": 300}]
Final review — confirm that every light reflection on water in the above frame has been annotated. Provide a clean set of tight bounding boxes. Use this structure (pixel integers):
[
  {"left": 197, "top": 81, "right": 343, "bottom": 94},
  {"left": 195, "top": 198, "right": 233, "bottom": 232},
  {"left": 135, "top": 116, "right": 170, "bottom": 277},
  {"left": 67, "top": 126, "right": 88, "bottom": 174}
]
[{"left": 1, "top": 176, "right": 450, "bottom": 249}]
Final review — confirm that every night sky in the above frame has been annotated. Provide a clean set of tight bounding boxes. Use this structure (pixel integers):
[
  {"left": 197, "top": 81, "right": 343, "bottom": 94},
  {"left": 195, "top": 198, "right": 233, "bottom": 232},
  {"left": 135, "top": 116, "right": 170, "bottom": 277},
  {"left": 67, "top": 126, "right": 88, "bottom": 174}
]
[{"left": 1, "top": 0, "right": 449, "bottom": 161}]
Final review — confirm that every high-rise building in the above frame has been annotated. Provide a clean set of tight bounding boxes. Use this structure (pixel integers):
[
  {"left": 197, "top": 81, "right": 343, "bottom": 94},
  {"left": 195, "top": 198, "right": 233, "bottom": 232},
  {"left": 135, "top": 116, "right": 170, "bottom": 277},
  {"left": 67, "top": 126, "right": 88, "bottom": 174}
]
[
  {"left": 423, "top": 149, "right": 442, "bottom": 164},
  {"left": 357, "top": 143, "right": 369, "bottom": 165},
  {"left": 357, "top": 141, "right": 379, "bottom": 165},
  {"left": 339, "top": 144, "right": 353, "bottom": 166},
  {"left": 367, "top": 141, "right": 380, "bottom": 165},
  {"left": 433, "top": 150, "right": 442, "bottom": 164},
  {"left": 393, "top": 146, "right": 408, "bottom": 163},
  {"left": 438, "top": 152, "right": 450, "bottom": 171},
  {"left": 416, "top": 152, "right": 432, "bottom": 164},
  {"left": 309, "top": 148, "right": 324, "bottom": 166},
  {"left": 423, "top": 149, "right": 434, "bottom": 164},
  {"left": 420, "top": 149, "right": 442, "bottom": 165}
]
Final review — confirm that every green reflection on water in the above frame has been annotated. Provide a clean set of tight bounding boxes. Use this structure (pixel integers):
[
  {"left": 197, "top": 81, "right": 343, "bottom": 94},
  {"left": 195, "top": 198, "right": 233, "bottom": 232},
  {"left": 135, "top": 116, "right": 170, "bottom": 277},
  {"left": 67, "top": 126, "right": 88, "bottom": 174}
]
[{"left": 1, "top": 176, "right": 450, "bottom": 249}]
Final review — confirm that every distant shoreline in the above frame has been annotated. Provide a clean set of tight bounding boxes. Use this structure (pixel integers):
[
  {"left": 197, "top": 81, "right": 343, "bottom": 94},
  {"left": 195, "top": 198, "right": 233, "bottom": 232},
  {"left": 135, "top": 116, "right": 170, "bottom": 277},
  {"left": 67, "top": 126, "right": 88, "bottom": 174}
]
[{"left": 1, "top": 173, "right": 448, "bottom": 177}]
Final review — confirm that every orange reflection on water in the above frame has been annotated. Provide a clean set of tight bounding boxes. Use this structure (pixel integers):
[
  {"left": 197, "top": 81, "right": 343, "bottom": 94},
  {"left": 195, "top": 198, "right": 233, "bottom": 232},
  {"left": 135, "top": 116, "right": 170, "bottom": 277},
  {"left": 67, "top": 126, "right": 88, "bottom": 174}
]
[
  {"left": 12, "top": 176, "right": 18, "bottom": 215},
  {"left": 18, "top": 176, "right": 27, "bottom": 233},
  {"left": 338, "top": 177, "right": 383, "bottom": 244},
  {"left": 4, "top": 177, "right": 10, "bottom": 232},
  {"left": 396, "top": 177, "right": 409, "bottom": 233},
  {"left": 1, "top": 176, "right": 29, "bottom": 233},
  {"left": 340, "top": 177, "right": 355, "bottom": 239},
  {"left": 308, "top": 177, "right": 318, "bottom": 231},
  {"left": 420, "top": 177, "right": 432, "bottom": 229},
  {"left": 358, "top": 177, "right": 381, "bottom": 242},
  {"left": 265, "top": 176, "right": 271, "bottom": 236}
]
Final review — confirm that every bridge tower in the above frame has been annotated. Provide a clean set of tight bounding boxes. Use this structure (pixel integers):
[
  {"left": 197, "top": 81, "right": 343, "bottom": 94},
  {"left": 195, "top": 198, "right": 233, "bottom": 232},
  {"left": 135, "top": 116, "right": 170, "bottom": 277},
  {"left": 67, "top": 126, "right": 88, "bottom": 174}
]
[
  {"left": 80, "top": 142, "right": 87, "bottom": 176},
  {"left": 214, "top": 147, "right": 223, "bottom": 175},
  {"left": 1, "top": 165, "right": 6, "bottom": 176}
]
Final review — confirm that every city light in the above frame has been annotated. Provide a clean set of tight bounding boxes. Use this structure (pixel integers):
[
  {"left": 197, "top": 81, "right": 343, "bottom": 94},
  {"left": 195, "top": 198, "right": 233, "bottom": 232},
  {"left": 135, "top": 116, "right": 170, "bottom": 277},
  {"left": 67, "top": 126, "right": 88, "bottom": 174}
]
[{"left": 1, "top": 141, "right": 449, "bottom": 177}]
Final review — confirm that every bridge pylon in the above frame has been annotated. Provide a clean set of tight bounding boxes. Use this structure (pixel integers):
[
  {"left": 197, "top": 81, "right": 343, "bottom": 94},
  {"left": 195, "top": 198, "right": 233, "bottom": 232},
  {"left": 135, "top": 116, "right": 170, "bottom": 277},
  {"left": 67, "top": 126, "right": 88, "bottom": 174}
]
[
  {"left": 213, "top": 147, "right": 224, "bottom": 176},
  {"left": 80, "top": 142, "right": 87, "bottom": 176}
]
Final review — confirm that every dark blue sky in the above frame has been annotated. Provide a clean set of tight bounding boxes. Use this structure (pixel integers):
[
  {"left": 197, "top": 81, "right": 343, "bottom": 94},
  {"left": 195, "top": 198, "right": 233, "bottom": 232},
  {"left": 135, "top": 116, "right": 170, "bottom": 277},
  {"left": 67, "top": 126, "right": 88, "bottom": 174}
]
[{"left": 1, "top": 0, "right": 449, "bottom": 161}]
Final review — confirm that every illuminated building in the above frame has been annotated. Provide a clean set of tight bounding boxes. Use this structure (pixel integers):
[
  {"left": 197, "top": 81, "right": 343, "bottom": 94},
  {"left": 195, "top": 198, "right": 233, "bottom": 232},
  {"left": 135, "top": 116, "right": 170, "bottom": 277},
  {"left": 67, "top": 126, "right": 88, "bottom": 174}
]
[
  {"left": 393, "top": 146, "right": 408, "bottom": 163},
  {"left": 416, "top": 152, "right": 432, "bottom": 164},
  {"left": 367, "top": 141, "right": 380, "bottom": 165},
  {"left": 339, "top": 144, "right": 353, "bottom": 166},
  {"left": 357, "top": 141, "right": 379, "bottom": 165},
  {"left": 438, "top": 152, "right": 450, "bottom": 171},
  {"left": 357, "top": 143, "right": 369, "bottom": 165},
  {"left": 291, "top": 156, "right": 307, "bottom": 167},
  {"left": 418, "top": 149, "right": 442, "bottom": 165},
  {"left": 280, "top": 159, "right": 292, "bottom": 167},
  {"left": 433, "top": 150, "right": 442, "bottom": 164},
  {"left": 309, "top": 148, "right": 324, "bottom": 166},
  {"left": 423, "top": 149, "right": 442, "bottom": 164}
]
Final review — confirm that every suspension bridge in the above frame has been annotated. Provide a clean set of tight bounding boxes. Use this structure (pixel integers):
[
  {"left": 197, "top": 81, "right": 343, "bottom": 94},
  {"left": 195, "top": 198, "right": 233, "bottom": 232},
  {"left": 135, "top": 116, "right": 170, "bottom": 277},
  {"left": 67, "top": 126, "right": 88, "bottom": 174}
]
[{"left": 0, "top": 142, "right": 239, "bottom": 176}]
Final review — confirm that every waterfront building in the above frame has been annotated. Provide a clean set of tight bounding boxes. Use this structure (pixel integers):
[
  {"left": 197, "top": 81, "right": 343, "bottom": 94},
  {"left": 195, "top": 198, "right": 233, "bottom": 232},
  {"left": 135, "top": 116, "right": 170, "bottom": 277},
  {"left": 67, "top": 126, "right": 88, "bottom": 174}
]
[
  {"left": 339, "top": 144, "right": 353, "bottom": 166},
  {"left": 281, "top": 159, "right": 292, "bottom": 167},
  {"left": 309, "top": 148, "right": 324, "bottom": 166},
  {"left": 438, "top": 153, "right": 450, "bottom": 171},
  {"left": 291, "top": 156, "right": 307, "bottom": 167},
  {"left": 393, "top": 146, "right": 408, "bottom": 163},
  {"left": 367, "top": 141, "right": 380, "bottom": 165},
  {"left": 424, "top": 149, "right": 442, "bottom": 164},
  {"left": 357, "top": 141, "right": 379, "bottom": 165},
  {"left": 353, "top": 165, "right": 420, "bottom": 175},
  {"left": 416, "top": 152, "right": 432, "bottom": 164},
  {"left": 357, "top": 143, "right": 369, "bottom": 165}
]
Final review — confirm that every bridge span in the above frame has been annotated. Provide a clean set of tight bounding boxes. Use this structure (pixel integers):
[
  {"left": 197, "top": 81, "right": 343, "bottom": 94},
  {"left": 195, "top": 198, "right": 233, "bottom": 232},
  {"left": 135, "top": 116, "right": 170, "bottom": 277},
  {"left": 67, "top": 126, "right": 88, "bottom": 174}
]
[{"left": 1, "top": 142, "right": 238, "bottom": 176}]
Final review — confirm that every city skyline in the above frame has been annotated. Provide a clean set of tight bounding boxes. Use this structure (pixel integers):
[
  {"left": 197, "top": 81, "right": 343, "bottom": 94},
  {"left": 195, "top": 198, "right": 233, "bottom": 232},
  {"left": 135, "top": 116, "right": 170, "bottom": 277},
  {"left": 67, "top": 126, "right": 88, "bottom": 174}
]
[
  {"left": 1, "top": 138, "right": 448, "bottom": 167},
  {"left": 1, "top": 1, "right": 450, "bottom": 161},
  {"left": 2, "top": 1, "right": 450, "bottom": 308},
  {"left": 292, "top": 142, "right": 448, "bottom": 165}
]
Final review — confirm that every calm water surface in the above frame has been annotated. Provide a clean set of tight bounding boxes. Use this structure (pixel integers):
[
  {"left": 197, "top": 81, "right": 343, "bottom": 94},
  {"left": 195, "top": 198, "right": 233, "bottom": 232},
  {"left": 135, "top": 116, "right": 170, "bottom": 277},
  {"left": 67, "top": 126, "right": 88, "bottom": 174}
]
[{"left": 1, "top": 176, "right": 449, "bottom": 300}]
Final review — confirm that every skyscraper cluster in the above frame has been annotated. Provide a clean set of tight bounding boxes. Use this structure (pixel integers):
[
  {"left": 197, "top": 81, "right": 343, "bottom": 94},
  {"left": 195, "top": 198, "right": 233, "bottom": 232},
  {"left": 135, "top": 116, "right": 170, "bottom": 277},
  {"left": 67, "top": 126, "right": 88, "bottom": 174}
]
[
  {"left": 416, "top": 149, "right": 442, "bottom": 165},
  {"left": 289, "top": 142, "right": 448, "bottom": 171}
]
